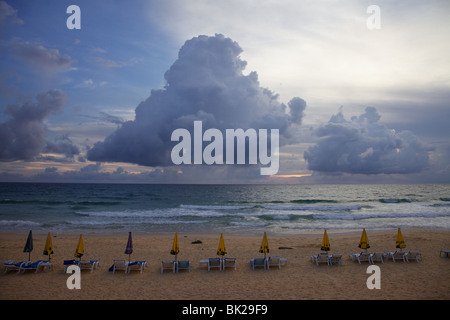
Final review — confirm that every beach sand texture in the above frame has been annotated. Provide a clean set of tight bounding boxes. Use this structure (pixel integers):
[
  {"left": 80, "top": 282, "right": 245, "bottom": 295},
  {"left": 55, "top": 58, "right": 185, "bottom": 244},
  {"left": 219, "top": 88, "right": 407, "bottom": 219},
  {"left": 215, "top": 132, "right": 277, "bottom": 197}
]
[{"left": 1, "top": 230, "right": 449, "bottom": 300}]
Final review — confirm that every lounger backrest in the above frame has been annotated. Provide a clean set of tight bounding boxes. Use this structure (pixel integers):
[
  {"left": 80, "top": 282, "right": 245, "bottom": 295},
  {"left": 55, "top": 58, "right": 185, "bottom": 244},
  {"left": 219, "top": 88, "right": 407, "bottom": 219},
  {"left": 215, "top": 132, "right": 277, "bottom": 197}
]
[
  {"left": 209, "top": 258, "right": 220, "bottom": 266},
  {"left": 269, "top": 256, "right": 280, "bottom": 263},
  {"left": 318, "top": 254, "right": 329, "bottom": 261},
  {"left": 162, "top": 261, "right": 174, "bottom": 267},
  {"left": 178, "top": 260, "right": 190, "bottom": 268}
]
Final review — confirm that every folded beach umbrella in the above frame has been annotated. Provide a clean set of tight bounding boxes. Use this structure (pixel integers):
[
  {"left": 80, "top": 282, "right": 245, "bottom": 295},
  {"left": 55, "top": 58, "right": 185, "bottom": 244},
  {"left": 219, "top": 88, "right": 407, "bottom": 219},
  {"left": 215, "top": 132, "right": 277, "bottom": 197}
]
[
  {"left": 74, "top": 234, "right": 85, "bottom": 260},
  {"left": 23, "top": 230, "right": 33, "bottom": 261},
  {"left": 217, "top": 233, "right": 227, "bottom": 258},
  {"left": 358, "top": 228, "right": 370, "bottom": 251},
  {"left": 170, "top": 232, "right": 180, "bottom": 262},
  {"left": 43, "top": 232, "right": 54, "bottom": 261},
  {"left": 124, "top": 232, "right": 133, "bottom": 262},
  {"left": 395, "top": 228, "right": 406, "bottom": 249},
  {"left": 259, "top": 232, "right": 269, "bottom": 258},
  {"left": 321, "top": 229, "right": 330, "bottom": 252}
]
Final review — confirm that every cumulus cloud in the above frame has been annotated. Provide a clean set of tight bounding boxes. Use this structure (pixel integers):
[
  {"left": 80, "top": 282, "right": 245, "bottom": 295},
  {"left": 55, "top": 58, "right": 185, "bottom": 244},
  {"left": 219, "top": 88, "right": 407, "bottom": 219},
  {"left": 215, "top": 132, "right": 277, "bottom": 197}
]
[
  {"left": 88, "top": 34, "right": 306, "bottom": 167},
  {"left": 304, "top": 106, "right": 432, "bottom": 174},
  {"left": 0, "top": 89, "right": 70, "bottom": 161}
]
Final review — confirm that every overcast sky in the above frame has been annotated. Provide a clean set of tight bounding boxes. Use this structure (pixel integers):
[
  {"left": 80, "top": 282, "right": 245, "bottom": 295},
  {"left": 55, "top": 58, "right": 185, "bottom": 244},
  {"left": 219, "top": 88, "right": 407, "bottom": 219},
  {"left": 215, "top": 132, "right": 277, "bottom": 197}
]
[{"left": 0, "top": 0, "right": 449, "bottom": 184}]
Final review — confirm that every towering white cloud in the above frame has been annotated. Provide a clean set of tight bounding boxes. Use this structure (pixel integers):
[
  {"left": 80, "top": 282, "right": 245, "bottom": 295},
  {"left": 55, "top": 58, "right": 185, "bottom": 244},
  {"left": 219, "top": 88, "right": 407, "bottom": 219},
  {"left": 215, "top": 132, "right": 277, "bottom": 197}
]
[
  {"left": 88, "top": 34, "right": 306, "bottom": 167},
  {"left": 304, "top": 106, "right": 431, "bottom": 174}
]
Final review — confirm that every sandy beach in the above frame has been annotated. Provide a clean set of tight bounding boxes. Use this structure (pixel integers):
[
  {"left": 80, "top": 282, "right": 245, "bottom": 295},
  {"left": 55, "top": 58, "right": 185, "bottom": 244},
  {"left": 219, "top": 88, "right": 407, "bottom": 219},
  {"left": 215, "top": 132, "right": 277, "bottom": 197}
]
[{"left": 1, "top": 229, "right": 449, "bottom": 300}]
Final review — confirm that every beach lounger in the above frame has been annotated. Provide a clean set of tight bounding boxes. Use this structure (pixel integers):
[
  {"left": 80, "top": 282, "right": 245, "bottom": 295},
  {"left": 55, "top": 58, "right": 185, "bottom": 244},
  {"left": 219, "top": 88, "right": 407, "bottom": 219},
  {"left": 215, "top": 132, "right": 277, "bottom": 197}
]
[
  {"left": 77, "top": 260, "right": 99, "bottom": 272},
  {"left": 177, "top": 260, "right": 191, "bottom": 272},
  {"left": 440, "top": 250, "right": 450, "bottom": 258},
  {"left": 267, "top": 256, "right": 281, "bottom": 269},
  {"left": 2, "top": 260, "right": 14, "bottom": 269},
  {"left": 311, "top": 253, "right": 330, "bottom": 266},
  {"left": 3, "top": 261, "right": 27, "bottom": 273},
  {"left": 250, "top": 258, "right": 266, "bottom": 270},
  {"left": 127, "top": 261, "right": 147, "bottom": 274},
  {"left": 63, "top": 260, "right": 78, "bottom": 272},
  {"left": 223, "top": 258, "right": 237, "bottom": 271},
  {"left": 389, "top": 251, "right": 407, "bottom": 263},
  {"left": 350, "top": 252, "right": 371, "bottom": 264},
  {"left": 19, "top": 260, "right": 52, "bottom": 273},
  {"left": 404, "top": 250, "right": 422, "bottom": 262},
  {"left": 208, "top": 258, "right": 221, "bottom": 271},
  {"left": 329, "top": 254, "right": 343, "bottom": 266},
  {"left": 161, "top": 260, "right": 176, "bottom": 273},
  {"left": 369, "top": 252, "right": 387, "bottom": 264},
  {"left": 112, "top": 260, "right": 128, "bottom": 273}
]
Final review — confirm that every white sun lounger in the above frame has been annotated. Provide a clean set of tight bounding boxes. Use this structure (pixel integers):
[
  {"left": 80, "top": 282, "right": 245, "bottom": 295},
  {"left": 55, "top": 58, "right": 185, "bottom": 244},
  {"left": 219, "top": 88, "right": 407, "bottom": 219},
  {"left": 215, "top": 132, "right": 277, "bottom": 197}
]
[
  {"left": 350, "top": 252, "right": 371, "bottom": 264},
  {"left": 208, "top": 258, "right": 221, "bottom": 271},
  {"left": 404, "top": 250, "right": 422, "bottom": 262},
  {"left": 223, "top": 258, "right": 237, "bottom": 271},
  {"left": 112, "top": 260, "right": 128, "bottom": 273},
  {"left": 250, "top": 258, "right": 266, "bottom": 270},
  {"left": 311, "top": 253, "right": 330, "bottom": 266},
  {"left": 369, "top": 252, "right": 387, "bottom": 264},
  {"left": 77, "top": 260, "right": 99, "bottom": 272},
  {"left": 389, "top": 251, "right": 407, "bottom": 263},
  {"left": 127, "top": 261, "right": 147, "bottom": 273},
  {"left": 267, "top": 256, "right": 281, "bottom": 269}
]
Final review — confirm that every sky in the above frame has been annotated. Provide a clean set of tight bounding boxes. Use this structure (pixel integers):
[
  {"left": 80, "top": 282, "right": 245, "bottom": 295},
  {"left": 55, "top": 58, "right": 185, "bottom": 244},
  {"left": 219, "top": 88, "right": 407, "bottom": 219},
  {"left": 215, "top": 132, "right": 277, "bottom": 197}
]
[{"left": 0, "top": 0, "right": 449, "bottom": 184}]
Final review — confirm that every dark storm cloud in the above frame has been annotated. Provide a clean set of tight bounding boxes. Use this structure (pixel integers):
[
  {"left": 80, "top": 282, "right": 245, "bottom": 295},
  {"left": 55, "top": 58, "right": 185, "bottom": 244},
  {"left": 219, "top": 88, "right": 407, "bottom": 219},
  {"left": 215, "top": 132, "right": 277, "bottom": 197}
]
[
  {"left": 44, "top": 134, "right": 80, "bottom": 159},
  {"left": 88, "top": 34, "right": 306, "bottom": 166},
  {"left": 304, "top": 106, "right": 432, "bottom": 174},
  {"left": 0, "top": 89, "right": 72, "bottom": 161}
]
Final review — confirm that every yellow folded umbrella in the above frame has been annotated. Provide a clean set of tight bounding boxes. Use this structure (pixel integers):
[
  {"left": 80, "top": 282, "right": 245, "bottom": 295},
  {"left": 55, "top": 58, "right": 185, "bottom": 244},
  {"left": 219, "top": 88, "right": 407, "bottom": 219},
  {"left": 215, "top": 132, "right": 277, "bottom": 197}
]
[
  {"left": 170, "top": 232, "right": 180, "bottom": 261},
  {"left": 217, "top": 233, "right": 227, "bottom": 257},
  {"left": 321, "top": 229, "right": 330, "bottom": 252},
  {"left": 396, "top": 228, "right": 406, "bottom": 249},
  {"left": 358, "top": 228, "right": 370, "bottom": 251},
  {"left": 43, "top": 232, "right": 54, "bottom": 261},
  {"left": 259, "top": 232, "right": 269, "bottom": 257},
  {"left": 74, "top": 234, "right": 84, "bottom": 259}
]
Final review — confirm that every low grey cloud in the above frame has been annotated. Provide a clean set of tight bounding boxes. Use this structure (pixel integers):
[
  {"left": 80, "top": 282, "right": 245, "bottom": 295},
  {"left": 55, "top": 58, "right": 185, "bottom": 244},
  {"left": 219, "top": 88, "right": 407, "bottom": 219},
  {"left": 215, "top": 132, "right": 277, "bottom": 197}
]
[
  {"left": 12, "top": 42, "right": 75, "bottom": 70},
  {"left": 0, "top": 1, "right": 23, "bottom": 26},
  {"left": 0, "top": 89, "right": 70, "bottom": 161},
  {"left": 44, "top": 134, "right": 80, "bottom": 159},
  {"left": 304, "top": 106, "right": 432, "bottom": 175},
  {"left": 88, "top": 34, "right": 306, "bottom": 167}
]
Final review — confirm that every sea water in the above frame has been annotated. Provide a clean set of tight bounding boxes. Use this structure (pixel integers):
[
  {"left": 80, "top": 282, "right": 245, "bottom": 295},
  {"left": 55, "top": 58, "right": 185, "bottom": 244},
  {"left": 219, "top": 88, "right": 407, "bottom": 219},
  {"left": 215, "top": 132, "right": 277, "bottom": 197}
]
[{"left": 0, "top": 183, "right": 449, "bottom": 235}]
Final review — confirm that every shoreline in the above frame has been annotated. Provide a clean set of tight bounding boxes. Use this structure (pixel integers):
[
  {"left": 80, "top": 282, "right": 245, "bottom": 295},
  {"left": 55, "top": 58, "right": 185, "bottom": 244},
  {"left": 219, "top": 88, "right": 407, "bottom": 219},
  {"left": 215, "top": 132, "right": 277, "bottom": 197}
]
[{"left": 1, "top": 229, "right": 449, "bottom": 300}]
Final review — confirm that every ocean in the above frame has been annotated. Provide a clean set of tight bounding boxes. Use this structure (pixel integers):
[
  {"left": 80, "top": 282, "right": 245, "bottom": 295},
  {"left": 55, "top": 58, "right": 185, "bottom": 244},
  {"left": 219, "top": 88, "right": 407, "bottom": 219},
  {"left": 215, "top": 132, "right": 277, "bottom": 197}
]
[{"left": 0, "top": 183, "right": 449, "bottom": 235}]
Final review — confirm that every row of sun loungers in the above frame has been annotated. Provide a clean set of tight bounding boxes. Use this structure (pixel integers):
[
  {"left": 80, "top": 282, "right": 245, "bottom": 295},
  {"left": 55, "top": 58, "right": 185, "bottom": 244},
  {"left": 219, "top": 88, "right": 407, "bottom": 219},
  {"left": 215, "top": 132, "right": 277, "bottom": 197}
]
[
  {"left": 199, "top": 257, "right": 237, "bottom": 272},
  {"left": 311, "top": 253, "right": 343, "bottom": 266},
  {"left": 348, "top": 250, "right": 423, "bottom": 264},
  {"left": 63, "top": 259, "right": 99, "bottom": 273},
  {"left": 160, "top": 260, "right": 191, "bottom": 273},
  {"left": 161, "top": 256, "right": 288, "bottom": 273},
  {"left": 250, "top": 256, "right": 288, "bottom": 270},
  {"left": 111, "top": 260, "right": 147, "bottom": 274},
  {"left": 3, "top": 260, "right": 53, "bottom": 274},
  {"left": 5, "top": 248, "right": 446, "bottom": 274},
  {"left": 312, "top": 250, "right": 425, "bottom": 266}
]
